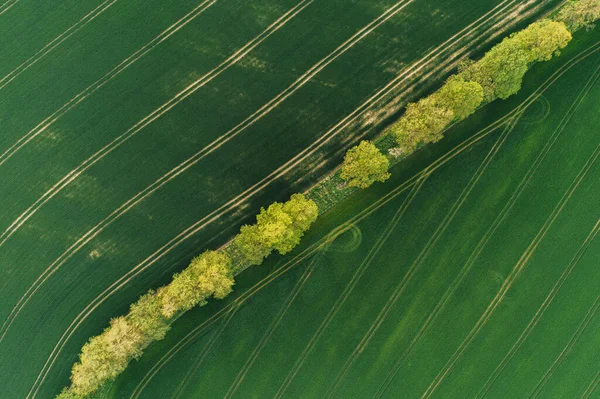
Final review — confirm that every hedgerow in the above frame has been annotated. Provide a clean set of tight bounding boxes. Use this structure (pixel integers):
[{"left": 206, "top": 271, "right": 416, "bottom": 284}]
[
  {"left": 58, "top": 195, "right": 316, "bottom": 398},
  {"left": 388, "top": 19, "right": 572, "bottom": 154}
]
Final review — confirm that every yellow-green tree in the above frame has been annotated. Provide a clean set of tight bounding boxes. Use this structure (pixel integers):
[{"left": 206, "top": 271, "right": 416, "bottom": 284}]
[
  {"left": 340, "top": 141, "right": 390, "bottom": 188},
  {"left": 556, "top": 0, "right": 600, "bottom": 32},
  {"left": 159, "top": 250, "right": 234, "bottom": 318},
  {"left": 234, "top": 194, "right": 319, "bottom": 265}
]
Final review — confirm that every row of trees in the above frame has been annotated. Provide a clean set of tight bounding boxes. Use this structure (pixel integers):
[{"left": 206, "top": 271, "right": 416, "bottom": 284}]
[
  {"left": 340, "top": 17, "right": 577, "bottom": 189},
  {"left": 59, "top": 195, "right": 317, "bottom": 398},
  {"left": 390, "top": 19, "right": 572, "bottom": 153},
  {"left": 59, "top": 250, "right": 234, "bottom": 398},
  {"left": 59, "top": 1, "right": 598, "bottom": 397}
]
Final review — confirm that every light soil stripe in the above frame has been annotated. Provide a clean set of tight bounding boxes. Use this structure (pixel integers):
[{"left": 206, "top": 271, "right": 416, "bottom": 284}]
[
  {"left": 222, "top": 248, "right": 323, "bottom": 399},
  {"left": 0, "top": 0, "right": 18, "bottom": 15},
  {"left": 478, "top": 218, "right": 600, "bottom": 398},
  {"left": 421, "top": 129, "right": 600, "bottom": 399},
  {"left": 0, "top": 0, "right": 314, "bottom": 250},
  {"left": 580, "top": 370, "right": 600, "bottom": 399},
  {"left": 131, "top": 43, "right": 600, "bottom": 394},
  {"left": 0, "top": 0, "right": 523, "bottom": 343},
  {"left": 0, "top": 0, "right": 217, "bottom": 167},
  {"left": 0, "top": 0, "right": 120, "bottom": 90},
  {"left": 274, "top": 176, "right": 428, "bottom": 399},
  {"left": 376, "top": 60, "right": 600, "bottom": 399},
  {"left": 326, "top": 115, "right": 519, "bottom": 399},
  {"left": 27, "top": 14, "right": 592, "bottom": 398},
  {"left": 529, "top": 296, "right": 600, "bottom": 398}
]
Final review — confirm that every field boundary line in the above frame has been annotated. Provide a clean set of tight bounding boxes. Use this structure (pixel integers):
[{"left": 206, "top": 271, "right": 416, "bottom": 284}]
[
  {"left": 528, "top": 295, "right": 600, "bottom": 398},
  {"left": 0, "top": 0, "right": 526, "bottom": 251},
  {"left": 580, "top": 370, "right": 600, "bottom": 399},
  {"left": 0, "top": 0, "right": 313, "bottom": 252},
  {"left": 420, "top": 120, "right": 600, "bottom": 399},
  {"left": 477, "top": 217, "right": 600, "bottom": 398},
  {"left": 326, "top": 115, "right": 518, "bottom": 399},
  {"left": 28, "top": 35, "right": 600, "bottom": 399},
  {"left": 170, "top": 304, "right": 239, "bottom": 399},
  {"left": 0, "top": 0, "right": 120, "bottom": 90},
  {"left": 1, "top": 0, "right": 527, "bottom": 340},
  {"left": 375, "top": 59, "right": 600, "bottom": 399},
  {"left": 0, "top": 0, "right": 217, "bottom": 167},
  {"left": 222, "top": 247, "right": 324, "bottom": 399},
  {"left": 273, "top": 175, "right": 428, "bottom": 399}
]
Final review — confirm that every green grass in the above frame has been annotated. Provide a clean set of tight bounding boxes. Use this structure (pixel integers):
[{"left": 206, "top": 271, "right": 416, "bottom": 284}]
[
  {"left": 99, "top": 30, "right": 600, "bottom": 398},
  {"left": 0, "top": 0, "right": 568, "bottom": 397}
]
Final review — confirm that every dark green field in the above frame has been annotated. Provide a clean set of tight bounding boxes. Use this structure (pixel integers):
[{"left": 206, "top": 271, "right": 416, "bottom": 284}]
[
  {"left": 0, "top": 0, "right": 590, "bottom": 398},
  {"left": 100, "top": 31, "right": 600, "bottom": 398}
]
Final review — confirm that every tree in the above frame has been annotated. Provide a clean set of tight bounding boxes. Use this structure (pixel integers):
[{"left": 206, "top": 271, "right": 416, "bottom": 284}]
[
  {"left": 556, "top": 0, "right": 600, "bottom": 32},
  {"left": 234, "top": 224, "right": 273, "bottom": 265},
  {"left": 460, "top": 36, "right": 530, "bottom": 101},
  {"left": 159, "top": 250, "right": 234, "bottom": 318},
  {"left": 234, "top": 195, "right": 319, "bottom": 264},
  {"left": 282, "top": 193, "right": 319, "bottom": 232},
  {"left": 459, "top": 19, "right": 571, "bottom": 102},
  {"left": 437, "top": 76, "right": 484, "bottom": 120},
  {"left": 389, "top": 95, "right": 454, "bottom": 152},
  {"left": 340, "top": 141, "right": 391, "bottom": 188},
  {"left": 511, "top": 20, "right": 572, "bottom": 62},
  {"left": 255, "top": 202, "right": 298, "bottom": 254}
]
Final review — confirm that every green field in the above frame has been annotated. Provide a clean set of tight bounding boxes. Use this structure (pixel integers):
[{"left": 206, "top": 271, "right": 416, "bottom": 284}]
[
  {"left": 0, "top": 0, "right": 592, "bottom": 398},
  {"left": 98, "top": 31, "right": 600, "bottom": 398}
]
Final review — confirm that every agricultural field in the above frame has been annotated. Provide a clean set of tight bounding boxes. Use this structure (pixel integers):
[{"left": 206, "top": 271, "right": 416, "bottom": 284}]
[
  {"left": 0, "top": 0, "right": 596, "bottom": 398},
  {"left": 100, "top": 30, "right": 600, "bottom": 398}
]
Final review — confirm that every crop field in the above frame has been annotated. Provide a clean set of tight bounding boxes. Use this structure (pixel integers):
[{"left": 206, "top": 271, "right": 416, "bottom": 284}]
[
  {"left": 97, "top": 31, "right": 600, "bottom": 398},
  {"left": 0, "top": 0, "right": 588, "bottom": 398}
]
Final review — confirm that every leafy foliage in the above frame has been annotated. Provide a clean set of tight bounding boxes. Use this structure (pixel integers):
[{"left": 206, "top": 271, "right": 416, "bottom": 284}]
[
  {"left": 556, "top": 0, "right": 600, "bottom": 32},
  {"left": 340, "top": 141, "right": 391, "bottom": 188},
  {"left": 391, "top": 18, "right": 572, "bottom": 152},
  {"left": 234, "top": 194, "right": 318, "bottom": 265},
  {"left": 67, "top": 292, "right": 168, "bottom": 397},
  {"left": 437, "top": 76, "right": 484, "bottom": 119},
  {"left": 389, "top": 95, "right": 454, "bottom": 153},
  {"left": 61, "top": 251, "right": 233, "bottom": 397},
  {"left": 159, "top": 250, "right": 234, "bottom": 318}
]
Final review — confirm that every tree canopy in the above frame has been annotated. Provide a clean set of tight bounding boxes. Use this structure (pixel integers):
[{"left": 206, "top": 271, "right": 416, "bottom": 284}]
[
  {"left": 340, "top": 140, "right": 391, "bottom": 188},
  {"left": 390, "top": 18, "right": 572, "bottom": 152},
  {"left": 556, "top": 0, "right": 600, "bottom": 32},
  {"left": 234, "top": 194, "right": 318, "bottom": 265},
  {"left": 159, "top": 250, "right": 234, "bottom": 318}
]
